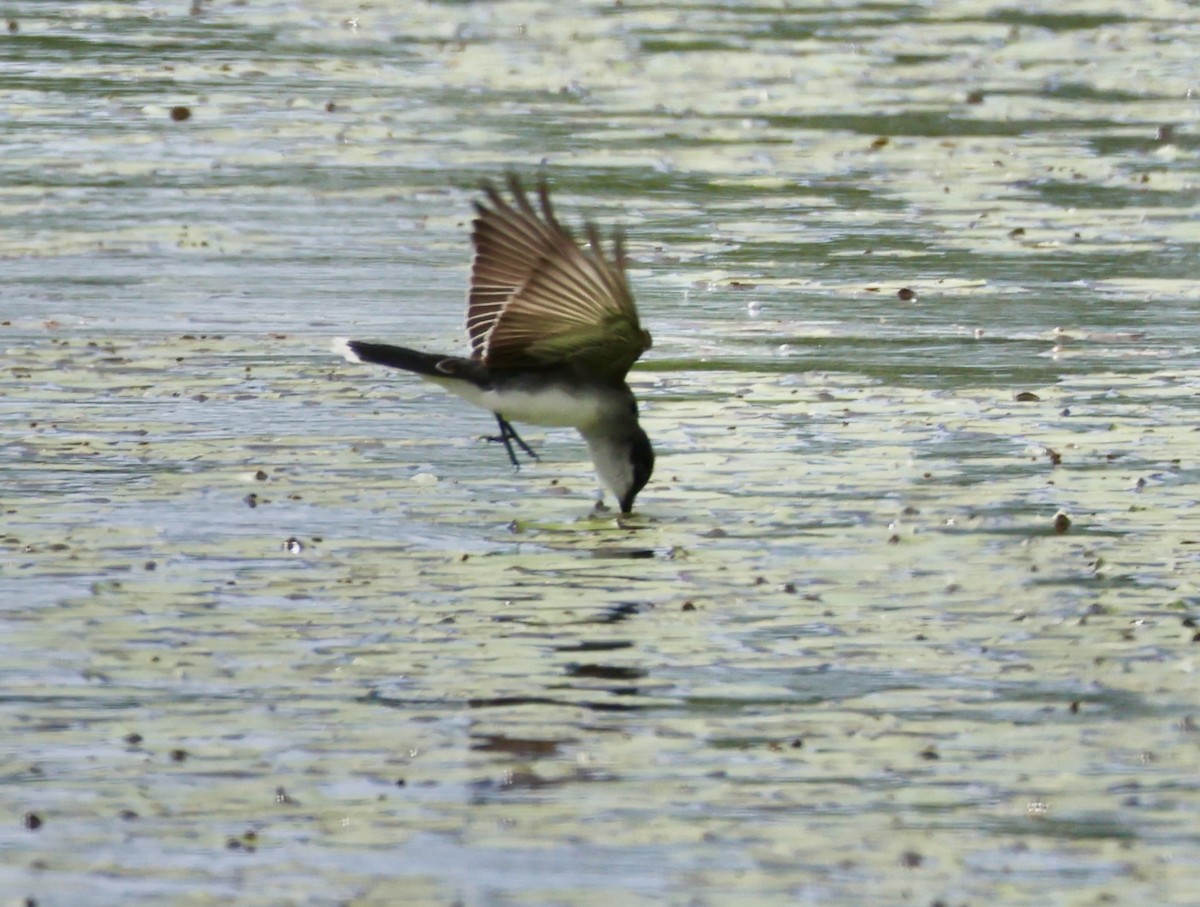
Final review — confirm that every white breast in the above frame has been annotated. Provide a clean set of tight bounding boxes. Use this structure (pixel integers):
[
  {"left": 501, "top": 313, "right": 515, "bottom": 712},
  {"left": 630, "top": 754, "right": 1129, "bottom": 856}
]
[{"left": 429, "top": 377, "right": 607, "bottom": 429}]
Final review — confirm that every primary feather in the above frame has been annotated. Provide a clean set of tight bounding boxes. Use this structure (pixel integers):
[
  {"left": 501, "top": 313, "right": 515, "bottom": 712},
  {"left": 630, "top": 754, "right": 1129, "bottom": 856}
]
[{"left": 467, "top": 175, "right": 651, "bottom": 380}]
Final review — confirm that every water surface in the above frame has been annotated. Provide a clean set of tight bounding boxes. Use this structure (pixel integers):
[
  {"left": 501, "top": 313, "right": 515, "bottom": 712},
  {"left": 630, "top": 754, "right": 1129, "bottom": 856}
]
[{"left": 2, "top": 2, "right": 1199, "bottom": 904}]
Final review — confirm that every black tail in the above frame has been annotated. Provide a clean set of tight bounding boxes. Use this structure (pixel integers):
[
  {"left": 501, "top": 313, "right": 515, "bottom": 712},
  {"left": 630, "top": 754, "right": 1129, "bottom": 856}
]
[{"left": 339, "top": 340, "right": 449, "bottom": 378}]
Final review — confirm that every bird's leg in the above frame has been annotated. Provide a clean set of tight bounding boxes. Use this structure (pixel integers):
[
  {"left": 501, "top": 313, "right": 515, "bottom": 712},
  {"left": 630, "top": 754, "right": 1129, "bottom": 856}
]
[
  {"left": 486, "top": 414, "right": 539, "bottom": 468},
  {"left": 502, "top": 418, "right": 539, "bottom": 461}
]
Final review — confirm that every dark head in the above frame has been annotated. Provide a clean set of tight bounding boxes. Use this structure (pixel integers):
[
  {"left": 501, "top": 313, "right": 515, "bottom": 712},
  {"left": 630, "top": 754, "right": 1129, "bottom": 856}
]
[
  {"left": 584, "top": 422, "right": 655, "bottom": 515},
  {"left": 618, "top": 425, "right": 655, "bottom": 514}
]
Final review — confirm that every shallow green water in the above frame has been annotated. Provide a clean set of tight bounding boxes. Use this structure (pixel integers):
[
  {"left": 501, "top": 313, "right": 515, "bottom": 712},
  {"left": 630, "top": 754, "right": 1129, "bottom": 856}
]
[{"left": 2, "top": 2, "right": 1199, "bottom": 905}]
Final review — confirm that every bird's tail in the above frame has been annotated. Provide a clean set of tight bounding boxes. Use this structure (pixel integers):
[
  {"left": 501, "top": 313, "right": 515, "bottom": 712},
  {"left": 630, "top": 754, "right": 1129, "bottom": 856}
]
[{"left": 333, "top": 338, "right": 449, "bottom": 378}]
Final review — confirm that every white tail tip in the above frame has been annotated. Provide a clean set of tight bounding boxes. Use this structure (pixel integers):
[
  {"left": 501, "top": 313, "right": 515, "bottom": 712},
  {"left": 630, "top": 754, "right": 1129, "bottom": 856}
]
[{"left": 331, "top": 337, "right": 362, "bottom": 363}]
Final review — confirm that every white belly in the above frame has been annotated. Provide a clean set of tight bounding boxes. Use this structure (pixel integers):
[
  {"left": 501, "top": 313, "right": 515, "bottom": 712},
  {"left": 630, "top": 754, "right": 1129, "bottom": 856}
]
[{"left": 429, "top": 377, "right": 608, "bottom": 429}]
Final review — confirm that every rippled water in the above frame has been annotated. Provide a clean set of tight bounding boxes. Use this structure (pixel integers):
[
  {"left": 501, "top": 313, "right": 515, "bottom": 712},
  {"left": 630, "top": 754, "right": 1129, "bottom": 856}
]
[{"left": 2, "top": 2, "right": 1199, "bottom": 905}]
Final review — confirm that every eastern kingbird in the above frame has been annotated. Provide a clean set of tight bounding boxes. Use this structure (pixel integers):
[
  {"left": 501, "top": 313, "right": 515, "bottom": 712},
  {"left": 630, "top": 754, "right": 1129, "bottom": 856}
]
[{"left": 335, "top": 175, "right": 654, "bottom": 513}]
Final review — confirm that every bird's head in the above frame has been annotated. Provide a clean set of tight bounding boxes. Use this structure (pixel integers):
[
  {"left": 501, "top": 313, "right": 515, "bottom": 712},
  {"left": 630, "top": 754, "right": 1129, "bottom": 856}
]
[{"left": 618, "top": 425, "right": 655, "bottom": 514}]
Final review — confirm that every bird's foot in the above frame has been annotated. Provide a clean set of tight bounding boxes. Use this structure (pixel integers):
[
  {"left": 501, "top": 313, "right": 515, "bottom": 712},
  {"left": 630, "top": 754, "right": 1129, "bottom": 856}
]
[{"left": 484, "top": 415, "right": 539, "bottom": 469}]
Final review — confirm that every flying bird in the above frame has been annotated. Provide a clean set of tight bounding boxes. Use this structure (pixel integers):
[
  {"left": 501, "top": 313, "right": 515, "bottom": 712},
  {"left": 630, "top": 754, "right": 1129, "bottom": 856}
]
[{"left": 335, "top": 174, "right": 654, "bottom": 513}]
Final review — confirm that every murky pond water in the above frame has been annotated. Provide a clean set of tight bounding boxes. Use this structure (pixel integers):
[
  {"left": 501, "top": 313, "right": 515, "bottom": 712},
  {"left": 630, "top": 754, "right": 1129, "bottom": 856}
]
[{"left": 2, "top": 1, "right": 1198, "bottom": 904}]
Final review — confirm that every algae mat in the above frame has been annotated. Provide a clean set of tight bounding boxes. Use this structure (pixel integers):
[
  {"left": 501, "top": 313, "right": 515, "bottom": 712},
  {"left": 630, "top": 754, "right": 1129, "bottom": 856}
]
[{"left": 2, "top": 1, "right": 1199, "bottom": 905}]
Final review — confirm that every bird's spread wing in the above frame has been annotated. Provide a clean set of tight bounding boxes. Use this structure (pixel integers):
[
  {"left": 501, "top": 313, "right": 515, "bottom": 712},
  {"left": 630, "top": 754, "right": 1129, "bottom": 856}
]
[{"left": 466, "top": 175, "right": 650, "bottom": 380}]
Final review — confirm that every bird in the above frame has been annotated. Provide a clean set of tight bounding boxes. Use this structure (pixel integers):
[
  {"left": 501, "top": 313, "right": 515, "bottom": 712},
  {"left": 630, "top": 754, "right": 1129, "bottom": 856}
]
[{"left": 334, "top": 174, "right": 654, "bottom": 514}]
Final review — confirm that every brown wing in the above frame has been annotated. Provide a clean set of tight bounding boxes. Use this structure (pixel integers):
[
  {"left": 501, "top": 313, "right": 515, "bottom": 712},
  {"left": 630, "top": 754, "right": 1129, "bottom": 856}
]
[
  {"left": 465, "top": 175, "right": 650, "bottom": 380},
  {"left": 466, "top": 175, "right": 560, "bottom": 359}
]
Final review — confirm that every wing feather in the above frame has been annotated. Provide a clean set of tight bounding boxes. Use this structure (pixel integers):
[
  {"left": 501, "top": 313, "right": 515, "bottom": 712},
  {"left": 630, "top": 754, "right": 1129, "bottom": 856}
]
[{"left": 464, "top": 175, "right": 650, "bottom": 379}]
